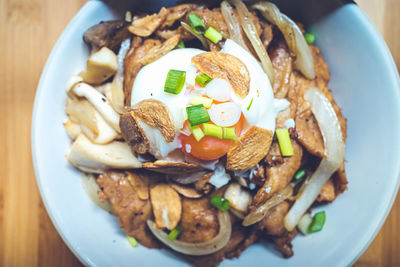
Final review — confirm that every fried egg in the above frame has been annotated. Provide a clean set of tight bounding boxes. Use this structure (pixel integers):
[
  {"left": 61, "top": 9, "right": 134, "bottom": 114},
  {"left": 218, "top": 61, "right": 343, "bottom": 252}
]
[{"left": 130, "top": 39, "right": 282, "bottom": 160}]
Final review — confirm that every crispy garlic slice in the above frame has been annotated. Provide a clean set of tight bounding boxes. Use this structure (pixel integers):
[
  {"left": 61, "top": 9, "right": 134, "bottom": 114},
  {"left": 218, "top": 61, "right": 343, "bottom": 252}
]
[
  {"left": 192, "top": 51, "right": 250, "bottom": 98},
  {"left": 226, "top": 126, "right": 273, "bottom": 171}
]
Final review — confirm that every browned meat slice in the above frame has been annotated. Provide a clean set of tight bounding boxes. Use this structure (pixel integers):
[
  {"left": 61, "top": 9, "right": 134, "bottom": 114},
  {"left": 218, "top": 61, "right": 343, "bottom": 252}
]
[
  {"left": 275, "top": 97, "right": 296, "bottom": 129},
  {"left": 161, "top": 4, "right": 203, "bottom": 29},
  {"left": 261, "top": 21, "right": 274, "bottom": 49},
  {"left": 137, "top": 34, "right": 181, "bottom": 65},
  {"left": 253, "top": 140, "right": 303, "bottom": 206},
  {"left": 226, "top": 227, "right": 258, "bottom": 259},
  {"left": 179, "top": 198, "right": 219, "bottom": 243},
  {"left": 187, "top": 224, "right": 259, "bottom": 267},
  {"left": 273, "top": 229, "right": 298, "bottom": 258},
  {"left": 295, "top": 114, "right": 325, "bottom": 157},
  {"left": 83, "top": 20, "right": 130, "bottom": 53},
  {"left": 257, "top": 201, "right": 290, "bottom": 236},
  {"left": 250, "top": 164, "right": 266, "bottom": 187},
  {"left": 316, "top": 179, "right": 336, "bottom": 202},
  {"left": 128, "top": 7, "right": 168, "bottom": 37},
  {"left": 96, "top": 171, "right": 160, "bottom": 248},
  {"left": 293, "top": 46, "right": 347, "bottom": 157},
  {"left": 194, "top": 172, "right": 213, "bottom": 194},
  {"left": 264, "top": 141, "right": 284, "bottom": 166},
  {"left": 123, "top": 38, "right": 161, "bottom": 106},
  {"left": 269, "top": 39, "right": 293, "bottom": 99},
  {"left": 156, "top": 26, "right": 195, "bottom": 41},
  {"left": 333, "top": 162, "right": 348, "bottom": 195},
  {"left": 191, "top": 8, "right": 229, "bottom": 39}
]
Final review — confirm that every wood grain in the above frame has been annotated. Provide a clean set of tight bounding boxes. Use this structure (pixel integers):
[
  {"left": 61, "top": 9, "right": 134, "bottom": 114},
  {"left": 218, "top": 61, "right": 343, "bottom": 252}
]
[{"left": 0, "top": 0, "right": 398, "bottom": 266}]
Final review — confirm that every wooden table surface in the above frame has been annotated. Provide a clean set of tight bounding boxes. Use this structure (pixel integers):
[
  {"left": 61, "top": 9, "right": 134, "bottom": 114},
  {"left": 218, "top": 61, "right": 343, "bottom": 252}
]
[{"left": 0, "top": 0, "right": 398, "bottom": 266}]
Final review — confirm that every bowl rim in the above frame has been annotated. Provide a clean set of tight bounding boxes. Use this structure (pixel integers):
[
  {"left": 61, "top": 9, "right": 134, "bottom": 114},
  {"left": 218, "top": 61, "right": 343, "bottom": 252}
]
[{"left": 31, "top": 1, "right": 400, "bottom": 266}]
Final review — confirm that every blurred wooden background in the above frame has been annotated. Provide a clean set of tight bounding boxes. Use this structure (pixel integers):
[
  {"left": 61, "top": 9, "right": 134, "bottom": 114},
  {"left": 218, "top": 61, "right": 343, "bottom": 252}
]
[{"left": 0, "top": 0, "right": 398, "bottom": 266}]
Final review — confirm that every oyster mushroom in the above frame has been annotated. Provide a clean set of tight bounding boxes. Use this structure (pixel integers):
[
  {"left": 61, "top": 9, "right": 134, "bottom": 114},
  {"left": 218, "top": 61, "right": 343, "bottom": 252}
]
[
  {"left": 79, "top": 47, "right": 118, "bottom": 85},
  {"left": 70, "top": 82, "right": 120, "bottom": 133},
  {"left": 65, "top": 97, "right": 118, "bottom": 144},
  {"left": 66, "top": 134, "right": 141, "bottom": 173}
]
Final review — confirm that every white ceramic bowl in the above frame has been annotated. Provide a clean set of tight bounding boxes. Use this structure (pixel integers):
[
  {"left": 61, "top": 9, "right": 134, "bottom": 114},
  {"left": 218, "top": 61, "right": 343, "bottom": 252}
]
[{"left": 32, "top": 1, "right": 400, "bottom": 266}]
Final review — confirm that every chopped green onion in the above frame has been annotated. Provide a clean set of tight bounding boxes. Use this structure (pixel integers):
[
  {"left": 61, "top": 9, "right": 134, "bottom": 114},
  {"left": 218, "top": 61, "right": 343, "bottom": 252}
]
[
  {"left": 177, "top": 40, "right": 185, "bottom": 49},
  {"left": 190, "top": 95, "right": 213, "bottom": 108},
  {"left": 168, "top": 226, "right": 182, "bottom": 241},
  {"left": 203, "top": 124, "right": 223, "bottom": 139},
  {"left": 223, "top": 127, "right": 237, "bottom": 141},
  {"left": 126, "top": 236, "right": 138, "bottom": 248},
  {"left": 297, "top": 213, "right": 313, "bottom": 235},
  {"left": 305, "top": 33, "right": 315, "bottom": 45},
  {"left": 164, "top": 70, "right": 186, "bottom": 94},
  {"left": 187, "top": 13, "right": 206, "bottom": 34},
  {"left": 204, "top": 27, "right": 223, "bottom": 44},
  {"left": 246, "top": 97, "right": 254, "bottom": 111},
  {"left": 125, "top": 11, "right": 132, "bottom": 22},
  {"left": 308, "top": 211, "right": 326, "bottom": 233},
  {"left": 276, "top": 128, "right": 294, "bottom": 156},
  {"left": 294, "top": 169, "right": 306, "bottom": 181},
  {"left": 189, "top": 125, "right": 205, "bottom": 142},
  {"left": 195, "top": 73, "right": 212, "bottom": 87},
  {"left": 186, "top": 104, "right": 210, "bottom": 126},
  {"left": 210, "top": 195, "right": 230, "bottom": 211}
]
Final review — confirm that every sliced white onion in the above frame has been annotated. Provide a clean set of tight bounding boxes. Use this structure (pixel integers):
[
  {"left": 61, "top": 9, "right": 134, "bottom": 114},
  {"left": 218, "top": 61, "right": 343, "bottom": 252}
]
[
  {"left": 284, "top": 87, "right": 345, "bottom": 231},
  {"left": 209, "top": 102, "right": 241, "bottom": 127},
  {"left": 242, "top": 182, "right": 295, "bottom": 226},
  {"left": 252, "top": 2, "right": 315, "bottom": 79},
  {"left": 231, "top": 0, "right": 275, "bottom": 83},
  {"left": 81, "top": 173, "right": 113, "bottom": 213},
  {"left": 220, "top": 1, "right": 251, "bottom": 53},
  {"left": 205, "top": 79, "right": 232, "bottom": 102},
  {"left": 109, "top": 38, "right": 131, "bottom": 114},
  {"left": 297, "top": 213, "right": 312, "bottom": 235},
  {"left": 147, "top": 211, "right": 231, "bottom": 255}
]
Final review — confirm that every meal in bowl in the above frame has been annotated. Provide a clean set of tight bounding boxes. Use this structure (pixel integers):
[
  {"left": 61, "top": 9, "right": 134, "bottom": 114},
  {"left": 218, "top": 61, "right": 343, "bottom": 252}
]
[{"left": 63, "top": 0, "right": 347, "bottom": 265}]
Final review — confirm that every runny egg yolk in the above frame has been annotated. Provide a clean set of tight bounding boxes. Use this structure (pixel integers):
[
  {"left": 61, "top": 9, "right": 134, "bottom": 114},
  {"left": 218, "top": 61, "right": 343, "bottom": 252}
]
[
  {"left": 180, "top": 86, "right": 246, "bottom": 161},
  {"left": 178, "top": 73, "right": 247, "bottom": 161}
]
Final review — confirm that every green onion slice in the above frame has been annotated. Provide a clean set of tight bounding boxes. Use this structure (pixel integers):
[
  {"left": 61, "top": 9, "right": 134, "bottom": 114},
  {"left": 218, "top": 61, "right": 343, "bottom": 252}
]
[
  {"left": 305, "top": 33, "right": 315, "bottom": 45},
  {"left": 210, "top": 195, "right": 230, "bottom": 211},
  {"left": 186, "top": 104, "right": 210, "bottom": 126},
  {"left": 223, "top": 127, "right": 237, "bottom": 141},
  {"left": 190, "top": 95, "right": 213, "bottom": 108},
  {"left": 177, "top": 40, "right": 185, "bottom": 49},
  {"left": 204, "top": 27, "right": 223, "bottom": 44},
  {"left": 308, "top": 211, "right": 326, "bottom": 233},
  {"left": 294, "top": 169, "right": 306, "bottom": 181},
  {"left": 189, "top": 125, "right": 205, "bottom": 142},
  {"left": 168, "top": 226, "right": 182, "bottom": 241},
  {"left": 246, "top": 97, "right": 254, "bottom": 111},
  {"left": 195, "top": 73, "right": 212, "bottom": 87},
  {"left": 187, "top": 13, "right": 206, "bottom": 34},
  {"left": 164, "top": 69, "right": 186, "bottom": 94},
  {"left": 276, "top": 128, "right": 294, "bottom": 156},
  {"left": 203, "top": 123, "right": 223, "bottom": 139},
  {"left": 126, "top": 236, "right": 138, "bottom": 248}
]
